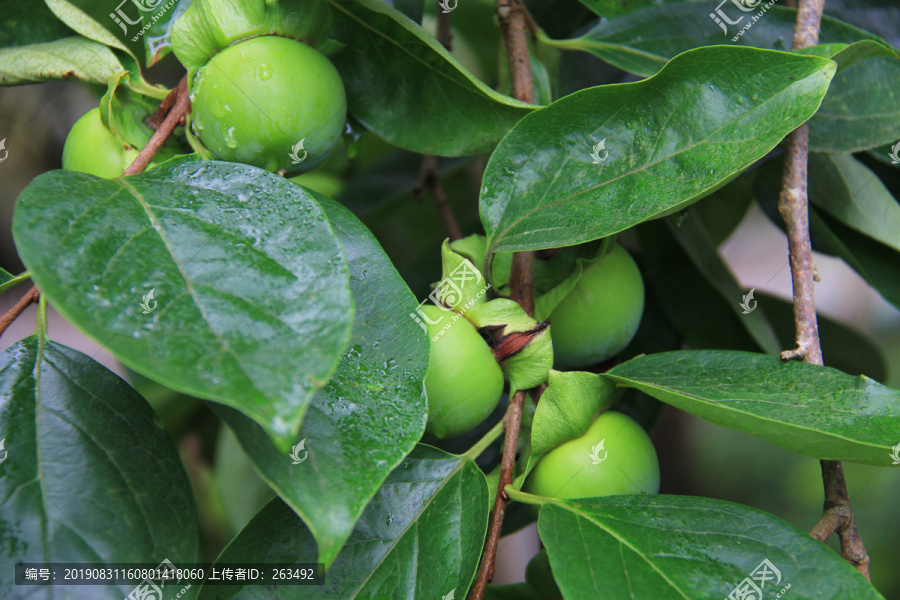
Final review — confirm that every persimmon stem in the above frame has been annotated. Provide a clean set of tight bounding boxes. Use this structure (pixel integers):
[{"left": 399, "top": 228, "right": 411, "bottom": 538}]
[{"left": 780, "top": 0, "right": 870, "bottom": 579}]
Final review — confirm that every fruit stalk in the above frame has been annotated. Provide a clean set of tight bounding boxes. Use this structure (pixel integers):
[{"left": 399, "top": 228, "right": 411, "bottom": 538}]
[
  {"left": 779, "top": 0, "right": 870, "bottom": 579},
  {"left": 470, "top": 2, "right": 537, "bottom": 598},
  {"left": 123, "top": 76, "right": 190, "bottom": 177}
]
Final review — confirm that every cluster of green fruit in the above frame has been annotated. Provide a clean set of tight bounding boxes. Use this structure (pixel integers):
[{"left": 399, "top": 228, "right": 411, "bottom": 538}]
[
  {"left": 63, "top": 35, "right": 345, "bottom": 178},
  {"left": 422, "top": 244, "right": 659, "bottom": 501}
]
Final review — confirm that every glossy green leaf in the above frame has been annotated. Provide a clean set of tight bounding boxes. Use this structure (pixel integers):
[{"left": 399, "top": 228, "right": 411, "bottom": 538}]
[
  {"left": 45, "top": 0, "right": 130, "bottom": 54},
  {"left": 214, "top": 196, "right": 428, "bottom": 568},
  {"left": 689, "top": 172, "right": 755, "bottom": 246},
  {"left": 665, "top": 214, "right": 781, "bottom": 354},
  {"left": 12, "top": 159, "right": 353, "bottom": 450},
  {"left": 605, "top": 350, "right": 900, "bottom": 466},
  {"left": 555, "top": 3, "right": 882, "bottom": 78},
  {"left": 807, "top": 153, "right": 900, "bottom": 252},
  {"left": 0, "top": 337, "right": 199, "bottom": 600},
  {"left": 480, "top": 46, "right": 835, "bottom": 253},
  {"left": 538, "top": 495, "right": 885, "bottom": 600},
  {"left": 0, "top": 0, "right": 124, "bottom": 86},
  {"left": 326, "top": 0, "right": 534, "bottom": 156},
  {"left": 578, "top": 0, "right": 662, "bottom": 18},
  {"left": 549, "top": 3, "right": 900, "bottom": 152},
  {"left": 197, "top": 445, "right": 488, "bottom": 600}
]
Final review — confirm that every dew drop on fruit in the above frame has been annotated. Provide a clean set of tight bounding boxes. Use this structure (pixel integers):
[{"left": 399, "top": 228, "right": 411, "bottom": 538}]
[
  {"left": 258, "top": 62, "right": 273, "bottom": 81},
  {"left": 224, "top": 127, "right": 238, "bottom": 149}
]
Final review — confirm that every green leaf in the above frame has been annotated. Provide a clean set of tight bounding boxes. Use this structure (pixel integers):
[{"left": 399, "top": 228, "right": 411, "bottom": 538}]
[
  {"left": 0, "top": 337, "right": 199, "bottom": 599},
  {"left": 605, "top": 350, "right": 900, "bottom": 466},
  {"left": 538, "top": 495, "right": 885, "bottom": 600},
  {"left": 547, "top": 3, "right": 900, "bottom": 152},
  {"left": 12, "top": 159, "right": 353, "bottom": 450},
  {"left": 197, "top": 445, "right": 488, "bottom": 600},
  {"left": 326, "top": 0, "right": 534, "bottom": 156},
  {"left": 0, "top": 36, "right": 124, "bottom": 86},
  {"left": 689, "top": 172, "right": 755, "bottom": 247},
  {"left": 45, "top": 0, "right": 131, "bottom": 54},
  {"left": 553, "top": 3, "right": 883, "bottom": 78},
  {"left": 807, "top": 153, "right": 900, "bottom": 252},
  {"left": 665, "top": 214, "right": 781, "bottom": 355},
  {"left": 0, "top": 0, "right": 125, "bottom": 86},
  {"left": 578, "top": 0, "right": 664, "bottom": 18},
  {"left": 480, "top": 46, "right": 835, "bottom": 254},
  {"left": 213, "top": 196, "right": 428, "bottom": 568}
]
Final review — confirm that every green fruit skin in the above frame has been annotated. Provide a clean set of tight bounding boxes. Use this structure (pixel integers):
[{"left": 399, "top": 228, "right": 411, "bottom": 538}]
[
  {"left": 549, "top": 244, "right": 644, "bottom": 369},
  {"left": 525, "top": 411, "right": 659, "bottom": 499},
  {"left": 421, "top": 304, "right": 504, "bottom": 439},
  {"left": 62, "top": 108, "right": 127, "bottom": 178},
  {"left": 190, "top": 36, "right": 347, "bottom": 173}
]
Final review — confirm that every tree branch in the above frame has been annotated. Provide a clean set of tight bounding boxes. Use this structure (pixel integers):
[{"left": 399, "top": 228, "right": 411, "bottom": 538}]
[
  {"left": 780, "top": 0, "right": 870, "bottom": 578},
  {"left": 0, "top": 286, "right": 40, "bottom": 340},
  {"left": 123, "top": 75, "right": 190, "bottom": 177},
  {"left": 469, "top": 2, "right": 536, "bottom": 599},
  {"left": 414, "top": 155, "right": 464, "bottom": 241}
]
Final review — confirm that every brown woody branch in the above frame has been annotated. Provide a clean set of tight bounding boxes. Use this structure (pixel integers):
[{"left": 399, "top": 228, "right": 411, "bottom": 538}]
[
  {"left": 470, "top": 2, "right": 536, "bottom": 599},
  {"left": 0, "top": 286, "right": 40, "bottom": 340},
  {"left": 124, "top": 75, "right": 190, "bottom": 177},
  {"left": 780, "top": 0, "right": 870, "bottom": 579},
  {"left": 414, "top": 155, "right": 464, "bottom": 241}
]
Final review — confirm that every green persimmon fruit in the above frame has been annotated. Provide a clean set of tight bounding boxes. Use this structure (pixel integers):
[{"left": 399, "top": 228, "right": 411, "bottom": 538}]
[
  {"left": 525, "top": 410, "right": 659, "bottom": 499},
  {"left": 548, "top": 244, "right": 644, "bottom": 369},
  {"left": 420, "top": 305, "right": 504, "bottom": 439},
  {"left": 289, "top": 172, "right": 344, "bottom": 198},
  {"left": 62, "top": 108, "right": 128, "bottom": 178},
  {"left": 190, "top": 35, "right": 347, "bottom": 172}
]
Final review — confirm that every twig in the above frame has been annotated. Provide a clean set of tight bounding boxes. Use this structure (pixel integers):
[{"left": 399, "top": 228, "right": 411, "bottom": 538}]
[
  {"left": 469, "top": 389, "right": 526, "bottom": 599},
  {"left": 414, "top": 155, "right": 464, "bottom": 241},
  {"left": 123, "top": 76, "right": 190, "bottom": 177},
  {"left": 0, "top": 286, "right": 40, "bottom": 339},
  {"left": 146, "top": 84, "right": 180, "bottom": 130},
  {"left": 469, "top": 3, "right": 537, "bottom": 599},
  {"left": 436, "top": 3, "right": 453, "bottom": 51},
  {"left": 779, "top": 0, "right": 870, "bottom": 579}
]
